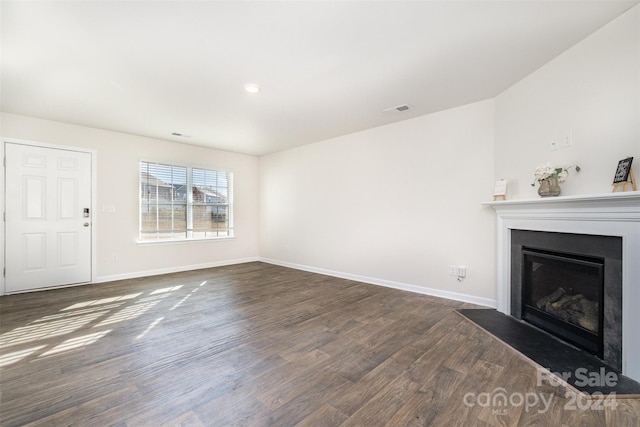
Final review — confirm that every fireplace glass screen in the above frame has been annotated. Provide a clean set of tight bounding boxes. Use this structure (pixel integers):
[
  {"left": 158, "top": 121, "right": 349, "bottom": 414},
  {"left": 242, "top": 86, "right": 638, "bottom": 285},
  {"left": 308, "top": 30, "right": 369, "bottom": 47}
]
[{"left": 522, "top": 247, "right": 604, "bottom": 357}]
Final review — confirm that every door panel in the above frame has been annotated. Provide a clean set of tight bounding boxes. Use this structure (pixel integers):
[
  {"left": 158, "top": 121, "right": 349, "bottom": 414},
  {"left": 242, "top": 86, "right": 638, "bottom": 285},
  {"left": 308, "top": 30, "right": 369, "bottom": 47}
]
[
  {"left": 5, "top": 142, "right": 92, "bottom": 293},
  {"left": 23, "top": 233, "right": 46, "bottom": 270},
  {"left": 58, "top": 232, "right": 79, "bottom": 267},
  {"left": 25, "top": 176, "right": 46, "bottom": 219}
]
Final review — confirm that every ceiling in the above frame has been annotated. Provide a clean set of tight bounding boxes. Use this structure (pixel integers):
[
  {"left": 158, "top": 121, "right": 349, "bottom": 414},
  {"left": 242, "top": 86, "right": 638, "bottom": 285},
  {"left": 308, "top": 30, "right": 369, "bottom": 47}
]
[{"left": 2, "top": 1, "right": 638, "bottom": 156}]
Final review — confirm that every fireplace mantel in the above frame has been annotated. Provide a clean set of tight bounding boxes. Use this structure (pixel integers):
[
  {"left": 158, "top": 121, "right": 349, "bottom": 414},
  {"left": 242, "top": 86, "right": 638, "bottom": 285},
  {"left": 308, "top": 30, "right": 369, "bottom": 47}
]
[
  {"left": 484, "top": 192, "right": 640, "bottom": 381},
  {"left": 485, "top": 191, "right": 640, "bottom": 218}
]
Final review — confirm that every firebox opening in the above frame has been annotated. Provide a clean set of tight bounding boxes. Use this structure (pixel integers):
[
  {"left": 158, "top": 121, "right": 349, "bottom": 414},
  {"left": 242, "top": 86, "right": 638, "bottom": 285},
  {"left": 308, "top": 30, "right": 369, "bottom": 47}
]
[{"left": 521, "top": 247, "right": 604, "bottom": 359}]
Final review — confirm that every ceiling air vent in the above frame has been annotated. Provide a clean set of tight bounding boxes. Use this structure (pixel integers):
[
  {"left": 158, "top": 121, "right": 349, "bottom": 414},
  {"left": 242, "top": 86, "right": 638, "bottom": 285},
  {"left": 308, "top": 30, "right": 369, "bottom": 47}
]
[{"left": 383, "top": 104, "right": 413, "bottom": 113}]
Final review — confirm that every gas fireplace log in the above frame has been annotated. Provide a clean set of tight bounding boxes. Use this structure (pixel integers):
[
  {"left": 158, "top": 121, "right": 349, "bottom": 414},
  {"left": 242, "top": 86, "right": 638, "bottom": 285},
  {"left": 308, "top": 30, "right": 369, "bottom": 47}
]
[
  {"left": 555, "top": 294, "right": 587, "bottom": 311},
  {"left": 577, "top": 299, "right": 599, "bottom": 332},
  {"left": 538, "top": 289, "right": 599, "bottom": 333},
  {"left": 536, "top": 287, "right": 565, "bottom": 309}
]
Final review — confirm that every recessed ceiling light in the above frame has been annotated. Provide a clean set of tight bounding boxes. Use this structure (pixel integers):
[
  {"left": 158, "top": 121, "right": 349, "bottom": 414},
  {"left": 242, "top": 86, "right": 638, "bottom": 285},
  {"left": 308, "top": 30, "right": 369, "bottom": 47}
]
[{"left": 244, "top": 83, "right": 261, "bottom": 94}]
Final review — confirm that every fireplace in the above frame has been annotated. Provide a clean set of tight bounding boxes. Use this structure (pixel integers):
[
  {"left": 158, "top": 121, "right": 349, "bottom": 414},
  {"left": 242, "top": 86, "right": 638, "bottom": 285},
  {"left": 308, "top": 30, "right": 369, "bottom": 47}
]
[
  {"left": 511, "top": 230, "right": 622, "bottom": 370},
  {"left": 521, "top": 247, "right": 604, "bottom": 358},
  {"left": 486, "top": 193, "right": 640, "bottom": 381}
]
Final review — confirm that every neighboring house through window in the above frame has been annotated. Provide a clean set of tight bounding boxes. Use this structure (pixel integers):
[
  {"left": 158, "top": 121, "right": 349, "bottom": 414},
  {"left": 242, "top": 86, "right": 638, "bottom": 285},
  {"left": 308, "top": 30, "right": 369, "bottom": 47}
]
[{"left": 139, "top": 161, "right": 233, "bottom": 241}]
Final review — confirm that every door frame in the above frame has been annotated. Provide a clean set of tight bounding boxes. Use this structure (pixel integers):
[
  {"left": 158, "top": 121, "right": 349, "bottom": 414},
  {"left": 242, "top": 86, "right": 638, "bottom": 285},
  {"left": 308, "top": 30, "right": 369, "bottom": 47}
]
[{"left": 2, "top": 138, "right": 97, "bottom": 295}]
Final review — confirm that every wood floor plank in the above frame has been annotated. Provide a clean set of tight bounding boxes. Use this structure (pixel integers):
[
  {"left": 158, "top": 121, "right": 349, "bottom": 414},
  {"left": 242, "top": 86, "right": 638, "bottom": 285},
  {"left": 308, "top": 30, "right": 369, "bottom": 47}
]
[
  {"left": 1, "top": 261, "right": 638, "bottom": 426},
  {"left": 606, "top": 398, "right": 640, "bottom": 426},
  {"left": 293, "top": 403, "right": 348, "bottom": 427},
  {"left": 24, "top": 385, "right": 139, "bottom": 427},
  {"left": 340, "top": 373, "right": 421, "bottom": 427},
  {"left": 329, "top": 344, "right": 418, "bottom": 416}
]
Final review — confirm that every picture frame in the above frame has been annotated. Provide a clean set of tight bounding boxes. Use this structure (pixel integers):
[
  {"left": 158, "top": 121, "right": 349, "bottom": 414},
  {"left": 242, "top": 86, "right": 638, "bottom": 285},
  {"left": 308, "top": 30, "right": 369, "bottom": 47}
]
[
  {"left": 613, "top": 157, "right": 633, "bottom": 184},
  {"left": 493, "top": 179, "right": 507, "bottom": 201}
]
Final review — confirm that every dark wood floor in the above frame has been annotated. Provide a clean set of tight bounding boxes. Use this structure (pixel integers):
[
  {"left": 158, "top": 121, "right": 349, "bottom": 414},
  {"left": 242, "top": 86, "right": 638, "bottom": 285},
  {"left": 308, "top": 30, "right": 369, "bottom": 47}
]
[{"left": 1, "top": 262, "right": 638, "bottom": 426}]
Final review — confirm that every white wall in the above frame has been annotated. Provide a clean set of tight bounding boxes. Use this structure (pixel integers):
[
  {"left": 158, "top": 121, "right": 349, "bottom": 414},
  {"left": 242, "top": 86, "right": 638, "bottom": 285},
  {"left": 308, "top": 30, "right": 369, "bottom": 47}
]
[
  {"left": 260, "top": 99, "right": 497, "bottom": 305},
  {"left": 495, "top": 5, "right": 640, "bottom": 199},
  {"left": 0, "top": 113, "right": 260, "bottom": 284}
]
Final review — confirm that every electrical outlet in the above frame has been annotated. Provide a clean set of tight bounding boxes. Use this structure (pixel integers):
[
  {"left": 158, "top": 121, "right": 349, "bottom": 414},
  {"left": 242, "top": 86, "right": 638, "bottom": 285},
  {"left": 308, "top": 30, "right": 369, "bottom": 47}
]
[
  {"left": 112, "top": 253, "right": 120, "bottom": 262},
  {"left": 449, "top": 265, "right": 467, "bottom": 278},
  {"left": 458, "top": 266, "right": 467, "bottom": 278}
]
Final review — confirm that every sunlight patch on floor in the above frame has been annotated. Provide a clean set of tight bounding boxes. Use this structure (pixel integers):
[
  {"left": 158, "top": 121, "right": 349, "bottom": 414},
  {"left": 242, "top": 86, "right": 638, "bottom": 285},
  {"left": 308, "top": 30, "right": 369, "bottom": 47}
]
[
  {"left": 151, "top": 285, "right": 183, "bottom": 295},
  {"left": 136, "top": 317, "right": 165, "bottom": 340},
  {"left": 2, "top": 280, "right": 192, "bottom": 365},
  {"left": 40, "top": 330, "right": 111, "bottom": 357},
  {"left": 94, "top": 301, "right": 160, "bottom": 327},
  {"left": 0, "top": 345, "right": 47, "bottom": 367},
  {"left": 170, "top": 288, "right": 200, "bottom": 311},
  {"left": 34, "top": 304, "right": 124, "bottom": 322},
  {"left": 168, "top": 280, "right": 207, "bottom": 311},
  {"left": 138, "top": 293, "right": 172, "bottom": 303},
  {"left": 62, "top": 293, "right": 143, "bottom": 311},
  {"left": 0, "top": 312, "right": 108, "bottom": 347}
]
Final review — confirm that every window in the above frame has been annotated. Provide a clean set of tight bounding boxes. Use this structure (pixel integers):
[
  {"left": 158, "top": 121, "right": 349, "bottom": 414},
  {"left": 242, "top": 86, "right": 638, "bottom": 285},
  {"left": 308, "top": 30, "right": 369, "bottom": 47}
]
[{"left": 139, "top": 161, "right": 233, "bottom": 241}]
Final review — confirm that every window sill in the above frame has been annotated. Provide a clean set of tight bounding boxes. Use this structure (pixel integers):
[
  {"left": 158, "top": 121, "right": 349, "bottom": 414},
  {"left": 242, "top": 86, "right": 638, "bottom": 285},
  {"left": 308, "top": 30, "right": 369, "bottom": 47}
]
[{"left": 136, "top": 236, "right": 235, "bottom": 246}]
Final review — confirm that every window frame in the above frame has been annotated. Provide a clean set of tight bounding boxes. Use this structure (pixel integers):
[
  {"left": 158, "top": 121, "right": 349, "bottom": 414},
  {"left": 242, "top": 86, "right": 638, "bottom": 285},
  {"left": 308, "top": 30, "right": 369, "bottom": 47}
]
[{"left": 138, "top": 160, "right": 234, "bottom": 243}]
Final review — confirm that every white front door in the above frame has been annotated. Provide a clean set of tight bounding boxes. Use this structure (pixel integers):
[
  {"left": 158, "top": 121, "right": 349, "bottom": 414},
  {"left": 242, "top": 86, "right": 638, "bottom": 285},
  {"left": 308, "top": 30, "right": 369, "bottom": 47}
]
[{"left": 5, "top": 142, "right": 92, "bottom": 293}]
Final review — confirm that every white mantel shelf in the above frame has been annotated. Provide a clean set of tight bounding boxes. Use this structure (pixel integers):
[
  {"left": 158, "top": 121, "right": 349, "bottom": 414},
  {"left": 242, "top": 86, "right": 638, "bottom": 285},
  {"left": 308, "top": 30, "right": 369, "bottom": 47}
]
[
  {"left": 483, "top": 191, "right": 640, "bottom": 208},
  {"left": 484, "top": 191, "right": 640, "bottom": 381}
]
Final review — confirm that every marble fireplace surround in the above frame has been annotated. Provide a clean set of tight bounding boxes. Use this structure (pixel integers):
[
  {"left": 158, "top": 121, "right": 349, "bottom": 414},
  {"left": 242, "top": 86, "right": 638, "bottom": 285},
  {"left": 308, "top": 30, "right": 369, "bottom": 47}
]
[{"left": 485, "top": 192, "right": 640, "bottom": 382}]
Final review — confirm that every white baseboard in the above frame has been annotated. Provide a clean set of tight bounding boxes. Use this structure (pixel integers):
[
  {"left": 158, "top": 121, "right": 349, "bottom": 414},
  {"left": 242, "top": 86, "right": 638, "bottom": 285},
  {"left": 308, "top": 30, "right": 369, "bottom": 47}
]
[
  {"left": 260, "top": 257, "right": 497, "bottom": 308},
  {"left": 94, "top": 257, "right": 260, "bottom": 284}
]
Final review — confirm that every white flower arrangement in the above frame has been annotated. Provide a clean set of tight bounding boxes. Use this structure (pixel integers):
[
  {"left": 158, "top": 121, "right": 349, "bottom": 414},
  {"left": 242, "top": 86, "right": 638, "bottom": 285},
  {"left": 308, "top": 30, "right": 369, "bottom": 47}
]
[{"left": 532, "top": 163, "right": 581, "bottom": 186}]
